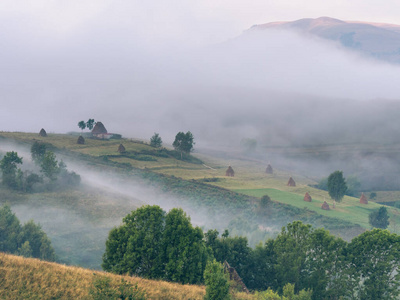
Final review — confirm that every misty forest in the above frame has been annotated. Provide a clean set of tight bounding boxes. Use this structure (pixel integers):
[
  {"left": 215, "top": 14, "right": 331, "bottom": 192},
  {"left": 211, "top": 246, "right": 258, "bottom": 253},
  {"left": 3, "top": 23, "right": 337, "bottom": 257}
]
[{"left": 2, "top": 2, "right": 400, "bottom": 300}]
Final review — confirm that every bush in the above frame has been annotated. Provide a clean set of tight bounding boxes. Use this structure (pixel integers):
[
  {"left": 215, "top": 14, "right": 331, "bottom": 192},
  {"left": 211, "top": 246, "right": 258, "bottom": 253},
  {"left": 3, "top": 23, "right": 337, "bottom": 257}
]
[
  {"left": 204, "top": 259, "right": 230, "bottom": 300},
  {"left": 89, "top": 276, "right": 146, "bottom": 300}
]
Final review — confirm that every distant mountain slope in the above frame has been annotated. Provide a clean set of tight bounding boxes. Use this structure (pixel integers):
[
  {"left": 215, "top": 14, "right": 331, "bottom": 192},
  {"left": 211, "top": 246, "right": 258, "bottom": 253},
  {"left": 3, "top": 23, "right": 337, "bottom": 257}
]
[{"left": 250, "top": 16, "right": 400, "bottom": 63}]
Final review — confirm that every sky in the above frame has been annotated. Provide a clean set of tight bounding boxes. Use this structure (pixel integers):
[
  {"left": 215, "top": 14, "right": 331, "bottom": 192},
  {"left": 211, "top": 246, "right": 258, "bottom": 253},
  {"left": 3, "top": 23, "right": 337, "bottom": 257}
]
[{"left": 1, "top": 1, "right": 400, "bottom": 146}]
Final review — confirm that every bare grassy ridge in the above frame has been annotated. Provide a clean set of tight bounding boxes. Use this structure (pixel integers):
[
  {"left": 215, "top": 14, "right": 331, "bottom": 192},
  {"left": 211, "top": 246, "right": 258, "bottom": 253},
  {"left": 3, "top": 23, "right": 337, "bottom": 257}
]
[{"left": 0, "top": 253, "right": 253, "bottom": 300}]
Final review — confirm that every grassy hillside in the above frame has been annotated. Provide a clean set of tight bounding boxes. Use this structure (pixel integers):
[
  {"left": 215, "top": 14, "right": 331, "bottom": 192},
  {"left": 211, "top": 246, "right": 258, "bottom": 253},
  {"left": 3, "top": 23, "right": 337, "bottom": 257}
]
[
  {"left": 0, "top": 252, "right": 205, "bottom": 299},
  {"left": 0, "top": 131, "right": 398, "bottom": 235},
  {"left": 0, "top": 252, "right": 254, "bottom": 300}
]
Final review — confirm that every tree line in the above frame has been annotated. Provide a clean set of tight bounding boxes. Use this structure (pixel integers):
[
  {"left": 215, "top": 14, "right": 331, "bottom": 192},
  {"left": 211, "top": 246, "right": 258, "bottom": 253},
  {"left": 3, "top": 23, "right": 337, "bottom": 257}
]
[
  {"left": 103, "top": 205, "right": 400, "bottom": 300},
  {"left": 0, "top": 205, "right": 55, "bottom": 261},
  {"left": 0, "top": 142, "right": 80, "bottom": 192}
]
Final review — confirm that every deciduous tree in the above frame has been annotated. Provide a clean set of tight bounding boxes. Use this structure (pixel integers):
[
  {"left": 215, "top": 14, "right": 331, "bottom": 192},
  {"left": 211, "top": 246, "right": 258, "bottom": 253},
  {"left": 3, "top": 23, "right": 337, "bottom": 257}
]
[
  {"left": 173, "top": 131, "right": 194, "bottom": 159},
  {"left": 369, "top": 206, "right": 389, "bottom": 229},
  {"left": 0, "top": 151, "right": 23, "bottom": 189}
]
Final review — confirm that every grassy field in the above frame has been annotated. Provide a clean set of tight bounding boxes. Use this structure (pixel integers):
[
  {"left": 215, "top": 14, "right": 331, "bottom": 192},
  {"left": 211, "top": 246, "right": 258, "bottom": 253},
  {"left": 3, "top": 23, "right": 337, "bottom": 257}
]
[
  {"left": 0, "top": 253, "right": 253, "bottom": 300},
  {"left": 1, "top": 131, "right": 399, "bottom": 234}
]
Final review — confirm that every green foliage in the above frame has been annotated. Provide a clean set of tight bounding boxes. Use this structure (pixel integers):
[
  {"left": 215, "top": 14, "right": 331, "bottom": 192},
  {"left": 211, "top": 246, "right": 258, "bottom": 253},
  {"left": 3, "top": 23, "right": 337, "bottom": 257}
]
[
  {"left": 203, "top": 259, "right": 230, "bottom": 300},
  {"left": 103, "top": 206, "right": 208, "bottom": 284},
  {"left": 0, "top": 151, "right": 23, "bottom": 190},
  {"left": 260, "top": 195, "right": 271, "bottom": 209},
  {"left": 0, "top": 204, "right": 21, "bottom": 253},
  {"left": 347, "top": 229, "right": 400, "bottom": 299},
  {"left": 273, "top": 221, "right": 346, "bottom": 299},
  {"left": 150, "top": 133, "right": 162, "bottom": 148},
  {"left": 172, "top": 131, "right": 195, "bottom": 157},
  {"left": 0, "top": 205, "right": 55, "bottom": 261},
  {"left": 369, "top": 192, "right": 377, "bottom": 200},
  {"left": 40, "top": 151, "right": 60, "bottom": 181},
  {"left": 327, "top": 171, "right": 347, "bottom": 202},
  {"left": 89, "top": 276, "right": 146, "bottom": 300},
  {"left": 369, "top": 206, "right": 389, "bottom": 229},
  {"left": 86, "top": 119, "right": 96, "bottom": 131},
  {"left": 282, "top": 283, "right": 312, "bottom": 300},
  {"left": 78, "top": 121, "right": 86, "bottom": 131},
  {"left": 162, "top": 208, "right": 208, "bottom": 284},
  {"left": 31, "top": 142, "right": 47, "bottom": 165}
]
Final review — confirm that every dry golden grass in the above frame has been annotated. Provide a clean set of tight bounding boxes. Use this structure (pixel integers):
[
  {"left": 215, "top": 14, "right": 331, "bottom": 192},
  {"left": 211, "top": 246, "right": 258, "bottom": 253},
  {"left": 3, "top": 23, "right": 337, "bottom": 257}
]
[
  {"left": 0, "top": 253, "right": 256, "bottom": 300},
  {"left": 0, "top": 252, "right": 206, "bottom": 299}
]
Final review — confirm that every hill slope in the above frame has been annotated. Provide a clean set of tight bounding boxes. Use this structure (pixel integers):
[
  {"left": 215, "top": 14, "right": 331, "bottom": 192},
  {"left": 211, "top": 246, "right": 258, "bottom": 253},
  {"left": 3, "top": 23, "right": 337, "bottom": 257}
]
[
  {"left": 0, "top": 252, "right": 208, "bottom": 300},
  {"left": 250, "top": 16, "right": 400, "bottom": 63}
]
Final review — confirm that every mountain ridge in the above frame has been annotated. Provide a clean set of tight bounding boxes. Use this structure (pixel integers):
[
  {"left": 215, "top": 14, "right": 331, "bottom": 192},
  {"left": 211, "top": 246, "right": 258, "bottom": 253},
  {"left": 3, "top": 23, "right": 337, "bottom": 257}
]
[{"left": 249, "top": 16, "right": 400, "bottom": 63}]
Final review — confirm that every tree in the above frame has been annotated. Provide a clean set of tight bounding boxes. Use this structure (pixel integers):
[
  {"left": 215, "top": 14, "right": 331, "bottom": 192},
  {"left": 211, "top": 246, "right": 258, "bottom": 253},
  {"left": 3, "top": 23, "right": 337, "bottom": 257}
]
[
  {"left": 162, "top": 208, "right": 208, "bottom": 284},
  {"left": 86, "top": 119, "right": 96, "bottom": 130},
  {"left": 78, "top": 120, "right": 86, "bottom": 131},
  {"left": 40, "top": 151, "right": 60, "bottom": 181},
  {"left": 327, "top": 171, "right": 347, "bottom": 202},
  {"left": 0, "top": 205, "right": 21, "bottom": 253},
  {"left": 369, "top": 207, "right": 389, "bottom": 229},
  {"left": 347, "top": 229, "right": 400, "bottom": 299},
  {"left": 204, "top": 259, "right": 230, "bottom": 300},
  {"left": 150, "top": 133, "right": 162, "bottom": 148},
  {"left": 260, "top": 195, "right": 272, "bottom": 209},
  {"left": 0, "top": 205, "right": 55, "bottom": 261},
  {"left": 102, "top": 206, "right": 208, "bottom": 284},
  {"left": 102, "top": 205, "right": 165, "bottom": 278},
  {"left": 31, "top": 142, "right": 47, "bottom": 165},
  {"left": 172, "top": 131, "right": 194, "bottom": 159},
  {"left": 0, "top": 151, "right": 23, "bottom": 189}
]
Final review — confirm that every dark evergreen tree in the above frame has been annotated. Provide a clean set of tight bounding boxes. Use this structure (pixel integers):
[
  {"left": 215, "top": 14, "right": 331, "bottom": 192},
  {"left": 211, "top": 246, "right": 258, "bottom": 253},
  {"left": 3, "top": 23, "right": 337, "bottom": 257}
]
[
  {"left": 150, "top": 133, "right": 162, "bottom": 148},
  {"left": 327, "top": 171, "right": 347, "bottom": 202}
]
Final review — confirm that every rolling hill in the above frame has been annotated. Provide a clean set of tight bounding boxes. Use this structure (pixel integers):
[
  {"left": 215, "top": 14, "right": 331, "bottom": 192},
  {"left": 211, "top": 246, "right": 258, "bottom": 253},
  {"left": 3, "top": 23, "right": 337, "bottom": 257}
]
[{"left": 250, "top": 16, "right": 400, "bottom": 63}]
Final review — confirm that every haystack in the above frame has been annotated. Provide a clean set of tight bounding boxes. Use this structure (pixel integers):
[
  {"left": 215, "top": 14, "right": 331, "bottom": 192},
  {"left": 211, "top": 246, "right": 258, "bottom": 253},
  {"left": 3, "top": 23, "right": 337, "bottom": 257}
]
[
  {"left": 92, "top": 122, "right": 107, "bottom": 134},
  {"left": 39, "top": 128, "right": 47, "bottom": 137},
  {"left": 77, "top": 135, "right": 85, "bottom": 144},
  {"left": 118, "top": 144, "right": 126, "bottom": 153},
  {"left": 226, "top": 166, "right": 235, "bottom": 177},
  {"left": 287, "top": 177, "right": 296, "bottom": 187},
  {"left": 359, "top": 193, "right": 368, "bottom": 204},
  {"left": 224, "top": 261, "right": 249, "bottom": 294},
  {"left": 304, "top": 192, "right": 312, "bottom": 202},
  {"left": 266, "top": 164, "right": 273, "bottom": 174},
  {"left": 321, "top": 201, "right": 330, "bottom": 210}
]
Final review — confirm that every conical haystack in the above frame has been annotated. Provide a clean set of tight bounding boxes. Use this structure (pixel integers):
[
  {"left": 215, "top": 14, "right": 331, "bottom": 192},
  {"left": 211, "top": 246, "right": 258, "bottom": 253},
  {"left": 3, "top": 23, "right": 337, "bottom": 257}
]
[
  {"left": 225, "top": 166, "right": 235, "bottom": 177},
  {"left": 92, "top": 122, "right": 107, "bottom": 134},
  {"left": 321, "top": 201, "right": 330, "bottom": 210},
  {"left": 266, "top": 164, "right": 273, "bottom": 174},
  {"left": 118, "top": 144, "right": 126, "bottom": 153},
  {"left": 39, "top": 128, "right": 47, "bottom": 137},
  {"left": 359, "top": 193, "right": 368, "bottom": 204},
  {"left": 77, "top": 135, "right": 85, "bottom": 144},
  {"left": 304, "top": 192, "right": 312, "bottom": 202},
  {"left": 287, "top": 177, "right": 296, "bottom": 187}
]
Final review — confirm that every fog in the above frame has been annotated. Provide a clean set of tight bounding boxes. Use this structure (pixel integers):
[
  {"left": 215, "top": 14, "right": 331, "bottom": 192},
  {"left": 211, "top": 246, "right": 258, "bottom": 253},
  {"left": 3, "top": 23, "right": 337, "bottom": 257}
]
[
  {"left": 1, "top": 3, "right": 400, "bottom": 150},
  {"left": 1, "top": 2, "right": 400, "bottom": 267}
]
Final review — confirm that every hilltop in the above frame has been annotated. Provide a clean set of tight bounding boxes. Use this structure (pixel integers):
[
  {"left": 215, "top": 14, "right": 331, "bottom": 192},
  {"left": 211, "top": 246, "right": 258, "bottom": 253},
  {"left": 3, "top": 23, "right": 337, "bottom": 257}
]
[{"left": 249, "top": 16, "right": 400, "bottom": 63}]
